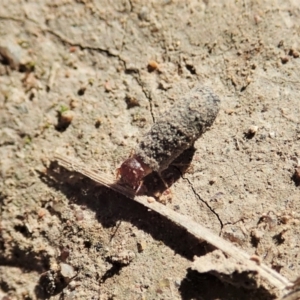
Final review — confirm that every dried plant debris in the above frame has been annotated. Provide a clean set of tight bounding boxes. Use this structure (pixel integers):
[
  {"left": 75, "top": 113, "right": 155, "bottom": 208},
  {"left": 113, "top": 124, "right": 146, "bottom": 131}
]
[
  {"left": 53, "top": 154, "right": 292, "bottom": 297},
  {"left": 282, "top": 277, "right": 300, "bottom": 300},
  {"left": 108, "top": 250, "right": 136, "bottom": 266},
  {"left": 192, "top": 250, "right": 261, "bottom": 289},
  {"left": 282, "top": 290, "right": 300, "bottom": 300}
]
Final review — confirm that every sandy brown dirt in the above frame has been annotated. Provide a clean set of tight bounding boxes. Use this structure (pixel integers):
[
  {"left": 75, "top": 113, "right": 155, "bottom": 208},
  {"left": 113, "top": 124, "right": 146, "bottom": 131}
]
[{"left": 1, "top": 0, "right": 300, "bottom": 299}]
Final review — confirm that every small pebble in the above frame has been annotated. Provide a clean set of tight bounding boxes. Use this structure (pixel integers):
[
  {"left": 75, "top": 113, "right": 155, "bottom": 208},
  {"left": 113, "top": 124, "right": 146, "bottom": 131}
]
[
  {"left": 50, "top": 262, "right": 60, "bottom": 272},
  {"left": 95, "top": 118, "right": 102, "bottom": 128},
  {"left": 64, "top": 291, "right": 77, "bottom": 300},
  {"left": 269, "top": 131, "right": 276, "bottom": 138},
  {"left": 288, "top": 48, "right": 299, "bottom": 58},
  {"left": 137, "top": 240, "right": 147, "bottom": 253},
  {"left": 147, "top": 60, "right": 159, "bottom": 72},
  {"left": 69, "top": 46, "right": 77, "bottom": 53},
  {"left": 248, "top": 125, "right": 258, "bottom": 134},
  {"left": 280, "top": 56, "right": 289, "bottom": 64},
  {"left": 245, "top": 125, "right": 258, "bottom": 138},
  {"left": 174, "top": 278, "right": 181, "bottom": 287},
  {"left": 278, "top": 40, "right": 284, "bottom": 48},
  {"left": 77, "top": 86, "right": 86, "bottom": 96},
  {"left": 0, "top": 44, "right": 22, "bottom": 70},
  {"left": 254, "top": 14, "right": 262, "bottom": 24},
  {"left": 225, "top": 109, "right": 235, "bottom": 115},
  {"left": 147, "top": 197, "right": 155, "bottom": 203},
  {"left": 158, "top": 189, "right": 173, "bottom": 204},
  {"left": 292, "top": 167, "right": 300, "bottom": 185},
  {"left": 60, "top": 110, "right": 75, "bottom": 126},
  {"left": 292, "top": 50, "right": 299, "bottom": 58},
  {"left": 138, "top": 6, "right": 150, "bottom": 21},
  {"left": 75, "top": 209, "right": 84, "bottom": 221},
  {"left": 69, "top": 98, "right": 79, "bottom": 109},
  {"left": 250, "top": 255, "right": 261, "bottom": 265},
  {"left": 60, "top": 247, "right": 70, "bottom": 262},
  {"left": 125, "top": 94, "right": 140, "bottom": 108},
  {"left": 250, "top": 229, "right": 264, "bottom": 242},
  {"left": 159, "top": 278, "right": 170, "bottom": 288},
  {"left": 209, "top": 177, "right": 217, "bottom": 185},
  {"left": 38, "top": 208, "right": 46, "bottom": 218},
  {"left": 280, "top": 215, "right": 292, "bottom": 224},
  {"left": 104, "top": 81, "right": 112, "bottom": 92},
  {"left": 60, "top": 263, "right": 76, "bottom": 279}
]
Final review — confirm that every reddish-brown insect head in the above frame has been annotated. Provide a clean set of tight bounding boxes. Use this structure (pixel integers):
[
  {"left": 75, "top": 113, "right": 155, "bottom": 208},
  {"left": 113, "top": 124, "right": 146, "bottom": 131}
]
[{"left": 117, "top": 156, "right": 146, "bottom": 189}]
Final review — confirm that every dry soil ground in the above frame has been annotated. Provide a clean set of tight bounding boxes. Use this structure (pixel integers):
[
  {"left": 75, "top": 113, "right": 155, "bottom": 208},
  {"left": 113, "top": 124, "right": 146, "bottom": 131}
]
[{"left": 1, "top": 0, "right": 300, "bottom": 299}]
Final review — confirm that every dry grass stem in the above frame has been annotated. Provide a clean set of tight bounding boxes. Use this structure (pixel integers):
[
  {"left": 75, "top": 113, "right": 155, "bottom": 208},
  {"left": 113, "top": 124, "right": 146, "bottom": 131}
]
[{"left": 52, "top": 153, "right": 292, "bottom": 295}]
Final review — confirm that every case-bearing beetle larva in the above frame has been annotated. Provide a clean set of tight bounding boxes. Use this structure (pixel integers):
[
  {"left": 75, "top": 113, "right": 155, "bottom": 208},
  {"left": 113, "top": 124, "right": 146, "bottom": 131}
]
[{"left": 117, "top": 84, "right": 220, "bottom": 191}]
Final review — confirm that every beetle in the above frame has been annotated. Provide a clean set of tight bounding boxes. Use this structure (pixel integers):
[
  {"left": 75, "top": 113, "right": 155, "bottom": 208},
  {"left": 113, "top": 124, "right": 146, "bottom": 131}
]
[{"left": 117, "top": 84, "right": 220, "bottom": 192}]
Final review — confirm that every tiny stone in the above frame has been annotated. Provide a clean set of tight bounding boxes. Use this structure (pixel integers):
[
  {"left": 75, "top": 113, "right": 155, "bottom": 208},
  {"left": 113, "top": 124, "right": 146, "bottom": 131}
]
[
  {"left": 173, "top": 205, "right": 180, "bottom": 210},
  {"left": 75, "top": 209, "right": 84, "bottom": 221},
  {"left": 250, "top": 229, "right": 264, "bottom": 241},
  {"left": 158, "top": 189, "right": 173, "bottom": 204},
  {"left": 64, "top": 291, "right": 77, "bottom": 300},
  {"left": 280, "top": 215, "right": 291, "bottom": 224},
  {"left": 280, "top": 56, "right": 289, "bottom": 64},
  {"left": 159, "top": 278, "right": 170, "bottom": 288},
  {"left": 60, "top": 263, "right": 76, "bottom": 279},
  {"left": 225, "top": 109, "right": 235, "bottom": 115},
  {"left": 138, "top": 6, "right": 150, "bottom": 21},
  {"left": 38, "top": 208, "right": 46, "bottom": 218},
  {"left": 60, "top": 110, "right": 75, "bottom": 125},
  {"left": 60, "top": 247, "right": 70, "bottom": 262},
  {"left": 250, "top": 255, "right": 261, "bottom": 265},
  {"left": 292, "top": 50, "right": 299, "bottom": 58},
  {"left": 69, "top": 98, "right": 79, "bottom": 109},
  {"left": 50, "top": 263, "right": 60, "bottom": 272},
  {"left": 147, "top": 60, "right": 159, "bottom": 72},
  {"left": 248, "top": 125, "right": 258, "bottom": 134},
  {"left": 104, "top": 81, "right": 112, "bottom": 92},
  {"left": 0, "top": 128, "right": 20, "bottom": 145},
  {"left": 147, "top": 197, "right": 155, "bottom": 203},
  {"left": 95, "top": 118, "right": 102, "bottom": 128},
  {"left": 174, "top": 279, "right": 181, "bottom": 287},
  {"left": 137, "top": 240, "right": 147, "bottom": 252},
  {"left": 25, "top": 222, "right": 32, "bottom": 233},
  {"left": 288, "top": 48, "right": 299, "bottom": 58},
  {"left": 0, "top": 43, "right": 23, "bottom": 70},
  {"left": 244, "top": 125, "right": 258, "bottom": 139},
  {"left": 292, "top": 167, "right": 300, "bottom": 185},
  {"left": 209, "top": 177, "right": 217, "bottom": 185},
  {"left": 77, "top": 86, "right": 86, "bottom": 96},
  {"left": 125, "top": 94, "right": 140, "bottom": 108},
  {"left": 269, "top": 131, "right": 276, "bottom": 138}
]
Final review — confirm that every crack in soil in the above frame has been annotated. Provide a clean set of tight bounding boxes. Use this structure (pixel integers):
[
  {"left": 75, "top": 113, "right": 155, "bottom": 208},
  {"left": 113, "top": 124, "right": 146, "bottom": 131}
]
[
  {"left": 41, "top": 23, "right": 157, "bottom": 125},
  {"left": 182, "top": 176, "right": 224, "bottom": 231},
  {"left": 135, "top": 74, "right": 155, "bottom": 123},
  {"left": 44, "top": 28, "right": 121, "bottom": 58}
]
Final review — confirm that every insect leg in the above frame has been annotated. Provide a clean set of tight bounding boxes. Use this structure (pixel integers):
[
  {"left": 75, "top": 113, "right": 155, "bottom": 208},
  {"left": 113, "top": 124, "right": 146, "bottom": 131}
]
[
  {"left": 157, "top": 171, "right": 170, "bottom": 190},
  {"left": 135, "top": 179, "right": 144, "bottom": 194}
]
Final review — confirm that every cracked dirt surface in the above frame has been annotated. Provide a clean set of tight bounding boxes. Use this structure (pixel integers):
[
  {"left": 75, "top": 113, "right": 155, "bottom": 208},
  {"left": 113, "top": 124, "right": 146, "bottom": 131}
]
[{"left": 1, "top": 0, "right": 300, "bottom": 299}]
